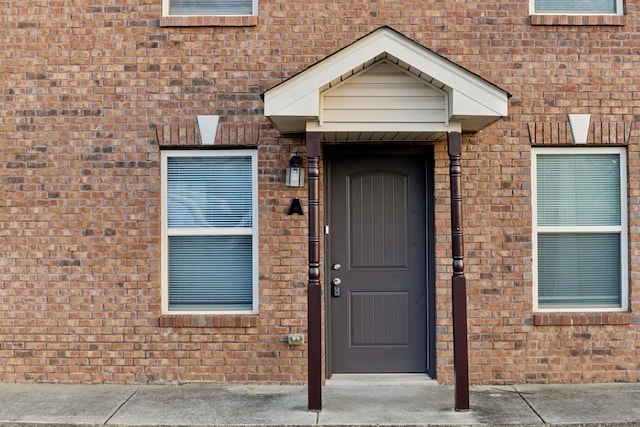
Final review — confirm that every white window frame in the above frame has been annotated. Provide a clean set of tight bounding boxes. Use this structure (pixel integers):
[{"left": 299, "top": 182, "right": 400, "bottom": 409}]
[
  {"left": 162, "top": 0, "right": 258, "bottom": 17},
  {"left": 532, "top": 146, "right": 628, "bottom": 312},
  {"left": 161, "top": 149, "right": 259, "bottom": 315},
  {"left": 530, "top": 0, "right": 623, "bottom": 15}
]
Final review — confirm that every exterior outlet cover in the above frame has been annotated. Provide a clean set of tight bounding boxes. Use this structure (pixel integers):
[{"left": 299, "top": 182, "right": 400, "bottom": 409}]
[
  {"left": 568, "top": 114, "right": 590, "bottom": 144},
  {"left": 288, "top": 334, "right": 305, "bottom": 345},
  {"left": 197, "top": 115, "right": 220, "bottom": 145}
]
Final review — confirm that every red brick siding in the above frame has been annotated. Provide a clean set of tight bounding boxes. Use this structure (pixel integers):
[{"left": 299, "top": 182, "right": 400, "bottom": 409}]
[{"left": 1, "top": 0, "right": 640, "bottom": 384}]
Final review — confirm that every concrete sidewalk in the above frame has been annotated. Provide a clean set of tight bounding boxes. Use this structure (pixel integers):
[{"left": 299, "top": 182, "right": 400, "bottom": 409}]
[{"left": 1, "top": 376, "right": 640, "bottom": 426}]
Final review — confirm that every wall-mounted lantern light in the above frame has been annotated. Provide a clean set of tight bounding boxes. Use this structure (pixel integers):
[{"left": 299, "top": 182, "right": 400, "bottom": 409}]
[{"left": 285, "top": 155, "right": 304, "bottom": 187}]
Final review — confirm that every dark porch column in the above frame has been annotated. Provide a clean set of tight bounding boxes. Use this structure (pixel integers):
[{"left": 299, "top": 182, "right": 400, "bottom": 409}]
[
  {"left": 447, "top": 131, "right": 470, "bottom": 411},
  {"left": 306, "top": 132, "right": 322, "bottom": 411}
]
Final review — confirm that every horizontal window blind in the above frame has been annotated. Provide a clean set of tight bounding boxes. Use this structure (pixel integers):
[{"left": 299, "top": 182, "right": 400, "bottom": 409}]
[
  {"left": 534, "top": 149, "right": 625, "bottom": 310},
  {"left": 167, "top": 156, "right": 253, "bottom": 228},
  {"left": 534, "top": 0, "right": 617, "bottom": 13},
  {"left": 163, "top": 151, "right": 257, "bottom": 313},
  {"left": 169, "top": 0, "right": 253, "bottom": 15},
  {"left": 538, "top": 233, "right": 621, "bottom": 307},
  {"left": 537, "top": 153, "right": 620, "bottom": 227},
  {"left": 169, "top": 236, "right": 252, "bottom": 310}
]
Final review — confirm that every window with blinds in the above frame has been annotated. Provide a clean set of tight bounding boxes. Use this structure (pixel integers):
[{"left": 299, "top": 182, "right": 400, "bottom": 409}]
[
  {"left": 167, "top": 0, "right": 256, "bottom": 16},
  {"left": 532, "top": 0, "right": 622, "bottom": 14},
  {"left": 532, "top": 148, "right": 627, "bottom": 310},
  {"left": 161, "top": 150, "right": 258, "bottom": 313}
]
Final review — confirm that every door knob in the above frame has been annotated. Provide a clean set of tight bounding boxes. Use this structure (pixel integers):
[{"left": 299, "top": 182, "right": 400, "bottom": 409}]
[{"left": 332, "top": 278, "right": 341, "bottom": 285}]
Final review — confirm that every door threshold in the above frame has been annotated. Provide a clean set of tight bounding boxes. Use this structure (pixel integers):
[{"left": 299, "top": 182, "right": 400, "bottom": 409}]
[{"left": 327, "top": 374, "right": 435, "bottom": 386}]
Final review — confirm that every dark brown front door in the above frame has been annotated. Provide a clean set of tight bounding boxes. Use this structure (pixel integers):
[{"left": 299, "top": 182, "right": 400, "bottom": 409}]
[{"left": 328, "top": 152, "right": 428, "bottom": 373}]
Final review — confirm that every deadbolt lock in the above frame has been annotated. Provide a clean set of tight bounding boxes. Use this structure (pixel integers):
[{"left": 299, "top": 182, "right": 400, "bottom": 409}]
[{"left": 331, "top": 277, "right": 342, "bottom": 297}]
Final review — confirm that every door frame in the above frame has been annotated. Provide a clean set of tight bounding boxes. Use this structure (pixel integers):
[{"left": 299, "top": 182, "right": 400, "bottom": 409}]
[{"left": 323, "top": 145, "right": 437, "bottom": 379}]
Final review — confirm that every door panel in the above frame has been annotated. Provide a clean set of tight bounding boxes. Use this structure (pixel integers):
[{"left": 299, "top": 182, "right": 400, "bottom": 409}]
[
  {"left": 350, "top": 292, "right": 409, "bottom": 346},
  {"left": 349, "top": 172, "right": 408, "bottom": 269},
  {"left": 329, "top": 154, "right": 427, "bottom": 373}
]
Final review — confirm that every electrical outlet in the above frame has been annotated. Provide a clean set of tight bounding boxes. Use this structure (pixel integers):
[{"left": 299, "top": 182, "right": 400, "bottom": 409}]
[{"left": 288, "top": 333, "right": 305, "bottom": 345}]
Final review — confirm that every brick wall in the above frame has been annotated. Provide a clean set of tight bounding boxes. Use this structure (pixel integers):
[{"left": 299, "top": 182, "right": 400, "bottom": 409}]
[{"left": 1, "top": 0, "right": 640, "bottom": 384}]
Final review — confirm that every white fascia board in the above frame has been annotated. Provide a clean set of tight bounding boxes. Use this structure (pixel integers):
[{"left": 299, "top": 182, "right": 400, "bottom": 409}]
[
  {"left": 449, "top": 89, "right": 507, "bottom": 119},
  {"left": 263, "top": 87, "right": 318, "bottom": 118},
  {"left": 264, "top": 90, "right": 319, "bottom": 121}
]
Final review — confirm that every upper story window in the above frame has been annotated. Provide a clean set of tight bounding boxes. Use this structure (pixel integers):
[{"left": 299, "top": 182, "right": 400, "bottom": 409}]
[
  {"left": 532, "top": 0, "right": 623, "bottom": 15},
  {"left": 164, "top": 0, "right": 257, "bottom": 16}
]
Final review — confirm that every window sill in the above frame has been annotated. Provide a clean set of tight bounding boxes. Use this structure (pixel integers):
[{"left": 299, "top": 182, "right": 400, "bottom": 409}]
[
  {"left": 530, "top": 14, "right": 625, "bottom": 26},
  {"left": 534, "top": 312, "right": 631, "bottom": 326},
  {"left": 160, "top": 15, "right": 258, "bottom": 27},
  {"left": 159, "top": 315, "right": 258, "bottom": 328}
]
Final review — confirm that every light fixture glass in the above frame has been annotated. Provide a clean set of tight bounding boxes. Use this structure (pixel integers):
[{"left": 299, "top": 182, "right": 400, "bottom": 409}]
[{"left": 285, "top": 156, "right": 304, "bottom": 187}]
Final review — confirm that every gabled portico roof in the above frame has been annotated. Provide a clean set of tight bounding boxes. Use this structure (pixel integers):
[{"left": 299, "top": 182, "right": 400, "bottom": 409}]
[{"left": 263, "top": 26, "right": 510, "bottom": 139}]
